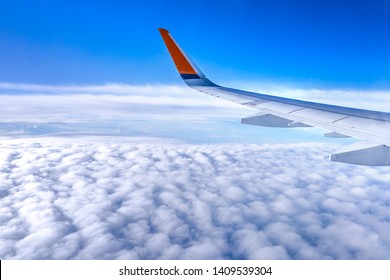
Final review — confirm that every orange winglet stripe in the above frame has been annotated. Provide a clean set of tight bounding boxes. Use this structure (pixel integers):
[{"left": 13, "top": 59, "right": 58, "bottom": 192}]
[{"left": 158, "top": 28, "right": 197, "bottom": 75}]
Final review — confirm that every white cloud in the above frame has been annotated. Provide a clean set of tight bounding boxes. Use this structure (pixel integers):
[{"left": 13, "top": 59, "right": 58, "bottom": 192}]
[
  {"left": 0, "top": 82, "right": 386, "bottom": 145},
  {"left": 1, "top": 82, "right": 389, "bottom": 124},
  {"left": 0, "top": 82, "right": 251, "bottom": 123},
  {"left": 0, "top": 138, "right": 389, "bottom": 260}
]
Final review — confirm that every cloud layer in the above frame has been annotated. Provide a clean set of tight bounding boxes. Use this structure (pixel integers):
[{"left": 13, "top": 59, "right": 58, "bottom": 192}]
[
  {"left": 0, "top": 82, "right": 251, "bottom": 123},
  {"left": 0, "top": 82, "right": 385, "bottom": 144},
  {"left": 1, "top": 139, "right": 389, "bottom": 259},
  {"left": 2, "top": 82, "right": 390, "bottom": 123}
]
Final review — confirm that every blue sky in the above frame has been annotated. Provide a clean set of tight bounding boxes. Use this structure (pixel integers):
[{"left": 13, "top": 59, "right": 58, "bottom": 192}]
[
  {"left": 0, "top": 0, "right": 390, "bottom": 87},
  {"left": 0, "top": 0, "right": 390, "bottom": 144},
  {"left": 1, "top": 1, "right": 390, "bottom": 261}
]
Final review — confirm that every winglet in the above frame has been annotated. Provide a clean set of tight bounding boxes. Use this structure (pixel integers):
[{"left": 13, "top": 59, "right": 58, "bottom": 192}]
[
  {"left": 158, "top": 28, "right": 202, "bottom": 80},
  {"left": 158, "top": 28, "right": 218, "bottom": 88}
]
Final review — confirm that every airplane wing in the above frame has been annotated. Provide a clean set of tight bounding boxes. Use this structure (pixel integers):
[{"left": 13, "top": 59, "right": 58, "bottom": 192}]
[{"left": 158, "top": 28, "right": 390, "bottom": 166}]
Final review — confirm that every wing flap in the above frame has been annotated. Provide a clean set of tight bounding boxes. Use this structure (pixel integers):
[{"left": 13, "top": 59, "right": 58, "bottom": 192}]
[
  {"left": 253, "top": 101, "right": 303, "bottom": 114},
  {"left": 334, "top": 116, "right": 390, "bottom": 134},
  {"left": 289, "top": 108, "right": 349, "bottom": 123}
]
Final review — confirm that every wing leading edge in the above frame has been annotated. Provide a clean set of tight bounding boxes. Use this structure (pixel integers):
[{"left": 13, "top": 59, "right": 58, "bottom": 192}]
[{"left": 158, "top": 28, "right": 390, "bottom": 166}]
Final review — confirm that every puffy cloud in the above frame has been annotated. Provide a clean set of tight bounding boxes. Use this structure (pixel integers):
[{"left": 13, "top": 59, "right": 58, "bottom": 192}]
[{"left": 0, "top": 139, "right": 389, "bottom": 260}]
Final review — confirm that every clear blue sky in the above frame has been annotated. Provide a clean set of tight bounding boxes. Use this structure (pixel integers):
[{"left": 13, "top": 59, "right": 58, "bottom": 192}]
[{"left": 0, "top": 0, "right": 390, "bottom": 88}]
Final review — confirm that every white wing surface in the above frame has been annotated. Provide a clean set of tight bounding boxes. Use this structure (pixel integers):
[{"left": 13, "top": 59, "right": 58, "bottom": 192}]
[{"left": 159, "top": 28, "right": 390, "bottom": 166}]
